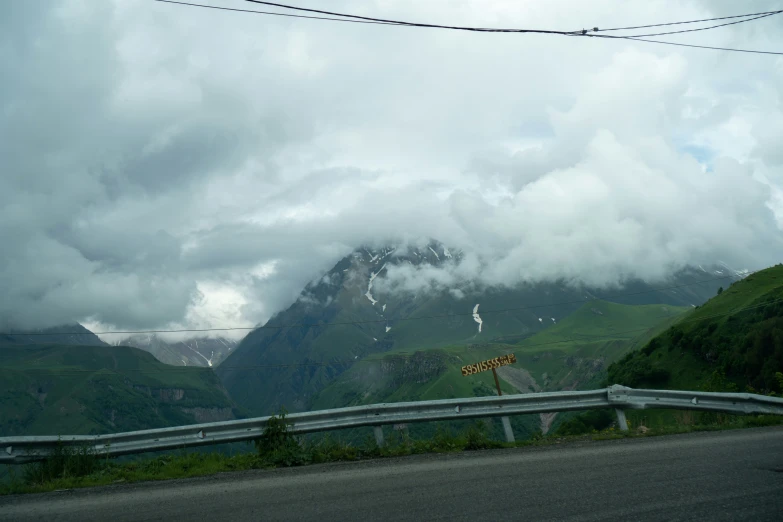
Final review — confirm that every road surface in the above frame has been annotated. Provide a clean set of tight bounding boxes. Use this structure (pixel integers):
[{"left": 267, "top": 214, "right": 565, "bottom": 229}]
[{"left": 2, "top": 426, "right": 782, "bottom": 521}]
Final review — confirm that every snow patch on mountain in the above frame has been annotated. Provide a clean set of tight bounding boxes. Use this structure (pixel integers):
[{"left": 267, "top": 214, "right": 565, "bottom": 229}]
[
  {"left": 428, "top": 246, "right": 440, "bottom": 260},
  {"left": 717, "top": 260, "right": 751, "bottom": 278},
  {"left": 366, "top": 249, "right": 380, "bottom": 263},
  {"left": 473, "top": 304, "right": 483, "bottom": 333},
  {"left": 365, "top": 263, "right": 387, "bottom": 305},
  {"left": 185, "top": 340, "right": 212, "bottom": 367}
]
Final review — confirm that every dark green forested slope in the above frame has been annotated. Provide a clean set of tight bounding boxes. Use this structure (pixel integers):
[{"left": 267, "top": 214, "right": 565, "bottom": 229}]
[{"left": 0, "top": 344, "right": 244, "bottom": 436}]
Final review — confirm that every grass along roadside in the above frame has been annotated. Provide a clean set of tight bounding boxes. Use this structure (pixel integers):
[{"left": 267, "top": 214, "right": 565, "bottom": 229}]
[{"left": 2, "top": 410, "right": 782, "bottom": 496}]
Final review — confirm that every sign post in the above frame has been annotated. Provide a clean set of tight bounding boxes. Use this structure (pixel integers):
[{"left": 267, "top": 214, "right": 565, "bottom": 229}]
[
  {"left": 492, "top": 367, "right": 503, "bottom": 396},
  {"left": 460, "top": 353, "right": 517, "bottom": 442}
]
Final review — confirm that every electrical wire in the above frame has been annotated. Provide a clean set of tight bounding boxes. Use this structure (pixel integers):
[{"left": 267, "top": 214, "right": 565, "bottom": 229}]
[
  {"left": 590, "top": 11, "right": 782, "bottom": 38},
  {"left": 0, "top": 271, "right": 750, "bottom": 337},
  {"left": 154, "top": 1, "right": 783, "bottom": 54},
  {"left": 152, "top": 0, "right": 400, "bottom": 25},
  {"left": 245, "top": 1, "right": 783, "bottom": 39},
  {"left": 592, "top": 9, "right": 783, "bottom": 32},
  {"left": 244, "top": 0, "right": 582, "bottom": 34},
  {"left": 7, "top": 293, "right": 780, "bottom": 374},
  {"left": 587, "top": 34, "right": 783, "bottom": 56}
]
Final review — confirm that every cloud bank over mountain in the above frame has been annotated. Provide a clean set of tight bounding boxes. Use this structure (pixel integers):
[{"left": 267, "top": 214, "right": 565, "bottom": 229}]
[{"left": 1, "top": 0, "right": 782, "bottom": 335}]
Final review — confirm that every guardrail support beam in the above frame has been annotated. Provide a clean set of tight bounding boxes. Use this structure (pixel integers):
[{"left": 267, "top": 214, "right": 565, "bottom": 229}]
[
  {"left": 501, "top": 416, "right": 515, "bottom": 443},
  {"left": 373, "top": 426, "right": 384, "bottom": 447},
  {"left": 615, "top": 408, "right": 629, "bottom": 431}
]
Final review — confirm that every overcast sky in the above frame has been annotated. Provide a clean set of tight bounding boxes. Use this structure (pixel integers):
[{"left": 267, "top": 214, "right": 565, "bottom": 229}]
[{"left": 2, "top": 0, "right": 783, "bottom": 338}]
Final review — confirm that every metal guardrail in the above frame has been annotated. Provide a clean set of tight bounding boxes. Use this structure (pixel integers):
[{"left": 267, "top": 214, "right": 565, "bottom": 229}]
[{"left": 2, "top": 385, "right": 782, "bottom": 464}]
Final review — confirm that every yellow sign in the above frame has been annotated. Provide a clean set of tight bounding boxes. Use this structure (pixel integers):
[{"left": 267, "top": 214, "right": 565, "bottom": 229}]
[{"left": 461, "top": 354, "right": 517, "bottom": 376}]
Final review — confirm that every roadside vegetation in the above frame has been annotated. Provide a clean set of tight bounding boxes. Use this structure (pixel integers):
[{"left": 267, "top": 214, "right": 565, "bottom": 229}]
[{"left": 3, "top": 408, "right": 781, "bottom": 496}]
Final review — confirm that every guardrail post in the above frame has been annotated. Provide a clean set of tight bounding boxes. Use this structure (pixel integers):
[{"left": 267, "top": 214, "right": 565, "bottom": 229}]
[
  {"left": 615, "top": 408, "right": 629, "bottom": 431},
  {"left": 373, "top": 426, "right": 384, "bottom": 447},
  {"left": 501, "top": 416, "right": 515, "bottom": 443}
]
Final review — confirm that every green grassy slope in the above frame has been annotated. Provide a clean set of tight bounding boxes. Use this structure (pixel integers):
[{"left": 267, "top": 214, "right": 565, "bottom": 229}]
[
  {"left": 608, "top": 264, "right": 783, "bottom": 394},
  {"left": 313, "top": 301, "right": 688, "bottom": 408},
  {"left": 0, "top": 344, "right": 243, "bottom": 436},
  {"left": 497, "top": 301, "right": 687, "bottom": 393},
  {"left": 309, "top": 300, "right": 689, "bottom": 440}
]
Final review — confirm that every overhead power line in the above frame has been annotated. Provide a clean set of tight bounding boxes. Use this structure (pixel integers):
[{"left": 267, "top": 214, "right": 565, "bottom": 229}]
[
  {"left": 589, "top": 34, "right": 783, "bottom": 56},
  {"left": 152, "top": 0, "right": 399, "bottom": 25},
  {"left": 594, "top": 10, "right": 782, "bottom": 38},
  {"left": 8, "top": 295, "right": 782, "bottom": 374},
  {"left": 1, "top": 271, "right": 751, "bottom": 337},
  {"left": 244, "top": 0, "right": 581, "bottom": 34},
  {"left": 245, "top": 1, "right": 783, "bottom": 38},
  {"left": 154, "top": 1, "right": 783, "bottom": 55},
  {"left": 593, "top": 9, "right": 783, "bottom": 32}
]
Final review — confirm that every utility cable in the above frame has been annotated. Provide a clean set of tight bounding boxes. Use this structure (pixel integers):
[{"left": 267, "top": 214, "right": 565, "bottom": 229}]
[
  {"left": 582, "top": 11, "right": 782, "bottom": 38},
  {"left": 587, "top": 34, "right": 783, "bottom": 55},
  {"left": 153, "top": 0, "right": 400, "bottom": 25},
  {"left": 154, "top": 1, "right": 783, "bottom": 54},
  {"left": 244, "top": 0, "right": 583, "bottom": 34},
  {"left": 592, "top": 9, "right": 783, "bottom": 32}
]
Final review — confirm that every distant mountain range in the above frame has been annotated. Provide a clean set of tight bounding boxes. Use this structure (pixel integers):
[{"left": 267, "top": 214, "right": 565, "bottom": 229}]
[
  {"left": 110, "top": 335, "right": 238, "bottom": 368},
  {"left": 0, "top": 324, "right": 237, "bottom": 369},
  {"left": 216, "top": 241, "right": 744, "bottom": 416}
]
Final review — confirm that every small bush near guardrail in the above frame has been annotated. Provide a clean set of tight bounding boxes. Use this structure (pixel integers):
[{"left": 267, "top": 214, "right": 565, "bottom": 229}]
[
  {"left": 464, "top": 421, "right": 504, "bottom": 451},
  {"left": 555, "top": 410, "right": 615, "bottom": 436},
  {"left": 253, "top": 408, "right": 309, "bottom": 467}
]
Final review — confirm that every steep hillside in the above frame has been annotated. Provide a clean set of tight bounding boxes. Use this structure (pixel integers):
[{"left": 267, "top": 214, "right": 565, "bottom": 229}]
[
  {"left": 608, "top": 264, "right": 783, "bottom": 394},
  {"left": 115, "top": 335, "right": 238, "bottom": 368},
  {"left": 218, "top": 242, "right": 740, "bottom": 415},
  {"left": 0, "top": 344, "right": 243, "bottom": 436}
]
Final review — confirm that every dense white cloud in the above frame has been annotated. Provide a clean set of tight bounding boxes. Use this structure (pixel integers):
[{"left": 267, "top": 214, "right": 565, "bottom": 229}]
[{"left": 1, "top": 0, "right": 782, "bottom": 335}]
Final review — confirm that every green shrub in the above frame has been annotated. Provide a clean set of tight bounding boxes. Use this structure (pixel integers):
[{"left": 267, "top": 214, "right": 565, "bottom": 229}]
[
  {"left": 555, "top": 410, "right": 614, "bottom": 436},
  {"left": 607, "top": 356, "right": 670, "bottom": 388},
  {"left": 254, "top": 408, "right": 308, "bottom": 467},
  {"left": 464, "top": 421, "right": 502, "bottom": 450}
]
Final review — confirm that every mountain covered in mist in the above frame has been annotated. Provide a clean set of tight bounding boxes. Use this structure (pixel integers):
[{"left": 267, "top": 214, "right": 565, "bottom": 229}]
[{"left": 217, "top": 241, "right": 743, "bottom": 416}]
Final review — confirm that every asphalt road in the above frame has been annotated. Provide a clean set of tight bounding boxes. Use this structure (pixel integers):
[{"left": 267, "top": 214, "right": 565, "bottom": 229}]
[{"left": 2, "top": 426, "right": 782, "bottom": 521}]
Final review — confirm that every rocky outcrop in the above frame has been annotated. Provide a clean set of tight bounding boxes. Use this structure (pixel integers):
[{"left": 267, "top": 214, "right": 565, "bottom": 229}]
[
  {"left": 380, "top": 351, "right": 449, "bottom": 387},
  {"left": 131, "top": 385, "right": 186, "bottom": 402},
  {"left": 180, "top": 407, "right": 235, "bottom": 423}
]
